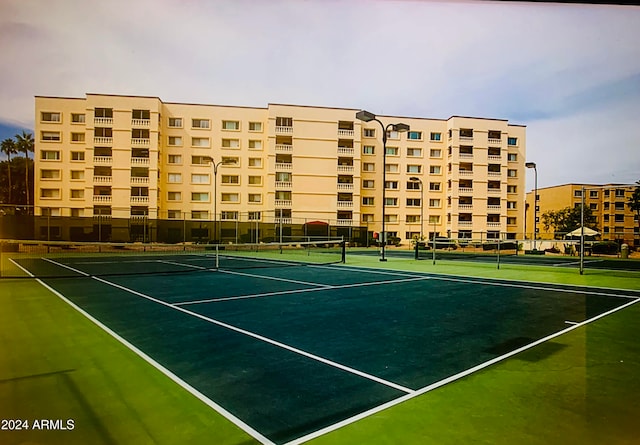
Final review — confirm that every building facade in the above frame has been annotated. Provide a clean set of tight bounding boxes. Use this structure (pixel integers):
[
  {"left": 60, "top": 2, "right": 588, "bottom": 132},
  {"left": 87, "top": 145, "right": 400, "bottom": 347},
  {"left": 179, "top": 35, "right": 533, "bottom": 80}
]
[
  {"left": 525, "top": 183, "right": 639, "bottom": 246},
  {"left": 34, "top": 93, "right": 526, "bottom": 243}
]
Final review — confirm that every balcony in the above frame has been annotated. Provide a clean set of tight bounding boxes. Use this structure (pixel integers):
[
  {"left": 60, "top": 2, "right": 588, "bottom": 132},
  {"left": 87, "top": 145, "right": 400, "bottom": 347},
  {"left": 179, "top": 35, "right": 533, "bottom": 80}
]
[
  {"left": 131, "top": 138, "right": 150, "bottom": 146},
  {"left": 488, "top": 155, "right": 502, "bottom": 161},
  {"left": 94, "top": 117, "right": 113, "bottom": 125},
  {"left": 459, "top": 170, "right": 473, "bottom": 176},
  {"left": 458, "top": 220, "right": 473, "bottom": 226},
  {"left": 93, "top": 195, "right": 112, "bottom": 203},
  {"left": 275, "top": 199, "right": 292, "bottom": 207},
  {"left": 275, "top": 144, "right": 293, "bottom": 152},
  {"left": 337, "top": 200, "right": 354, "bottom": 208},
  {"left": 487, "top": 205, "right": 501, "bottom": 210},
  {"left": 338, "top": 147, "right": 354, "bottom": 155},
  {"left": 488, "top": 171, "right": 502, "bottom": 177},
  {"left": 336, "top": 219, "right": 353, "bottom": 226},
  {"left": 131, "top": 157, "right": 150, "bottom": 165},
  {"left": 338, "top": 129, "right": 354, "bottom": 137},
  {"left": 275, "top": 162, "right": 292, "bottom": 171},
  {"left": 93, "top": 156, "right": 112, "bottom": 164},
  {"left": 94, "top": 137, "right": 113, "bottom": 145},
  {"left": 93, "top": 175, "right": 112, "bottom": 183},
  {"left": 276, "top": 126, "right": 293, "bottom": 134},
  {"left": 459, "top": 187, "right": 473, "bottom": 193},
  {"left": 459, "top": 204, "right": 473, "bottom": 210},
  {"left": 131, "top": 196, "right": 149, "bottom": 204},
  {"left": 275, "top": 181, "right": 292, "bottom": 189},
  {"left": 337, "top": 165, "right": 354, "bottom": 173},
  {"left": 131, "top": 176, "right": 149, "bottom": 184},
  {"left": 487, "top": 222, "right": 501, "bottom": 228},
  {"left": 275, "top": 217, "right": 292, "bottom": 224},
  {"left": 488, "top": 138, "right": 502, "bottom": 145},
  {"left": 488, "top": 188, "right": 501, "bottom": 194},
  {"left": 131, "top": 119, "right": 150, "bottom": 127},
  {"left": 337, "top": 183, "right": 354, "bottom": 191}
]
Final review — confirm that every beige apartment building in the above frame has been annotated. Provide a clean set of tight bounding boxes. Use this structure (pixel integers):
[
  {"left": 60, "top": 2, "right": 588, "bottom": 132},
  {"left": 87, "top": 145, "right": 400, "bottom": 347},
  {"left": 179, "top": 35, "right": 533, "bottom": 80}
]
[
  {"left": 525, "top": 183, "right": 639, "bottom": 246},
  {"left": 34, "top": 93, "right": 526, "bottom": 244}
]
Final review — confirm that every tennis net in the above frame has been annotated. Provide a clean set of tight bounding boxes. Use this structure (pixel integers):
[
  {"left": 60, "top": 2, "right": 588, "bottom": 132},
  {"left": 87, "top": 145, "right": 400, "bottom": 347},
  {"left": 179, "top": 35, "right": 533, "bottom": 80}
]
[{"left": 0, "top": 239, "right": 345, "bottom": 278}]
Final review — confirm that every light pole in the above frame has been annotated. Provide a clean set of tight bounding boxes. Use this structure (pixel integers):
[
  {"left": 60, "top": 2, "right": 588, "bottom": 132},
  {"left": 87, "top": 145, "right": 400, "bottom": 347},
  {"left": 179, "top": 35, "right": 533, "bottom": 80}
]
[
  {"left": 356, "top": 110, "right": 410, "bottom": 261},
  {"left": 203, "top": 156, "right": 232, "bottom": 242},
  {"left": 409, "top": 176, "right": 423, "bottom": 240},
  {"left": 525, "top": 162, "right": 537, "bottom": 251}
]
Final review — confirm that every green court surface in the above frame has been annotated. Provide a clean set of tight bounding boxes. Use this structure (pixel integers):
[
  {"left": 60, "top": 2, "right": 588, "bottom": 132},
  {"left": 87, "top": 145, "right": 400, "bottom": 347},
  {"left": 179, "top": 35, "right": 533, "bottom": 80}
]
[{"left": 1, "top": 251, "right": 640, "bottom": 444}]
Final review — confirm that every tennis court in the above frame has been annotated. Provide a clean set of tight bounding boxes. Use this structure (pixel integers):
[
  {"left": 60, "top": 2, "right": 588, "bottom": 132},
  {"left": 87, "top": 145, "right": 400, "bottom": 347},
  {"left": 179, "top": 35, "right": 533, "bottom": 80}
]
[{"left": 3, "top": 241, "right": 639, "bottom": 444}]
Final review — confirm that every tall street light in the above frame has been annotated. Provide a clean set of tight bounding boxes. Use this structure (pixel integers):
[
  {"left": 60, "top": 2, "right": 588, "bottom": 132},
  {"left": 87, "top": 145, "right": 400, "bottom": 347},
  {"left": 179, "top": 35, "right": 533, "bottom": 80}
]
[
  {"left": 203, "top": 156, "right": 233, "bottom": 242},
  {"left": 525, "top": 162, "right": 538, "bottom": 251},
  {"left": 356, "top": 110, "right": 410, "bottom": 261},
  {"left": 409, "top": 176, "right": 424, "bottom": 240}
]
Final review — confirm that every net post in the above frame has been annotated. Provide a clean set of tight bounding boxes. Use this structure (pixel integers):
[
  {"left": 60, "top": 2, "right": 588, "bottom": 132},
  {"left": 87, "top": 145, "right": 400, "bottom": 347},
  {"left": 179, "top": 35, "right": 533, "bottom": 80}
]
[
  {"left": 414, "top": 238, "right": 419, "bottom": 260},
  {"left": 215, "top": 244, "right": 220, "bottom": 269},
  {"left": 497, "top": 236, "right": 501, "bottom": 270},
  {"left": 341, "top": 239, "right": 346, "bottom": 263}
]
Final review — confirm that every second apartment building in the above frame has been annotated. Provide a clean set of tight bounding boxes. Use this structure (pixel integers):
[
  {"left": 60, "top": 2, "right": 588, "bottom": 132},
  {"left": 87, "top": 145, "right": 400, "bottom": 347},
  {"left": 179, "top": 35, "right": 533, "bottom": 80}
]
[{"left": 35, "top": 93, "right": 526, "bottom": 243}]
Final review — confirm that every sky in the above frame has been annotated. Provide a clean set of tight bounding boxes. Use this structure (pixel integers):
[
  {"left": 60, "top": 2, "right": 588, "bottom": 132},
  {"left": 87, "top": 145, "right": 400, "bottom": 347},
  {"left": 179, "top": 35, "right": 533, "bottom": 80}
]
[{"left": 0, "top": 0, "right": 639, "bottom": 190}]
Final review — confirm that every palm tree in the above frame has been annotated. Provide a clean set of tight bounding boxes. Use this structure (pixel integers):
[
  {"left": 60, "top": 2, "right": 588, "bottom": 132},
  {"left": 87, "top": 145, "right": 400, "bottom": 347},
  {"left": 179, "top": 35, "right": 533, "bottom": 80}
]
[
  {"left": 1, "top": 138, "right": 17, "bottom": 203},
  {"left": 627, "top": 180, "right": 640, "bottom": 244},
  {"left": 15, "top": 131, "right": 34, "bottom": 208}
]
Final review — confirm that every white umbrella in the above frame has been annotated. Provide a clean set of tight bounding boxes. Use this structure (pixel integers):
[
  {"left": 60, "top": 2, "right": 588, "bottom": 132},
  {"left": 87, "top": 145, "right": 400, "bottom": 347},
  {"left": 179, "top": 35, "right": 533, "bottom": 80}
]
[{"left": 565, "top": 227, "right": 600, "bottom": 237}]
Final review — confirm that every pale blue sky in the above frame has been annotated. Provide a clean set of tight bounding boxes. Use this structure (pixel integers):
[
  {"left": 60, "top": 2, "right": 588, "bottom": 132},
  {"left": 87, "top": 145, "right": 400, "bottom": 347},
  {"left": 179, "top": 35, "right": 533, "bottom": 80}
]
[{"left": 1, "top": 0, "right": 639, "bottom": 189}]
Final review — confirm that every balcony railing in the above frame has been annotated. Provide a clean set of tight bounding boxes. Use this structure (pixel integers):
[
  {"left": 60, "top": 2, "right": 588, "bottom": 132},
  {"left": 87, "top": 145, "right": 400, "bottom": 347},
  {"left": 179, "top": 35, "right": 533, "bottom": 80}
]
[
  {"left": 275, "top": 144, "right": 293, "bottom": 152},
  {"left": 94, "top": 117, "right": 113, "bottom": 125},
  {"left": 337, "top": 183, "right": 354, "bottom": 191},
  {"left": 487, "top": 221, "right": 501, "bottom": 228},
  {"left": 93, "top": 195, "right": 112, "bottom": 203},
  {"left": 459, "top": 170, "right": 473, "bottom": 176},
  {"left": 487, "top": 205, "right": 501, "bottom": 210},
  {"left": 459, "top": 204, "right": 473, "bottom": 210},
  {"left": 459, "top": 153, "right": 473, "bottom": 159},
  {"left": 93, "top": 175, "right": 112, "bottom": 183},
  {"left": 458, "top": 220, "right": 473, "bottom": 226},
  {"left": 275, "top": 199, "right": 292, "bottom": 207},
  {"left": 94, "top": 137, "right": 113, "bottom": 145},
  {"left": 275, "top": 217, "right": 293, "bottom": 224},
  {"left": 131, "top": 119, "right": 150, "bottom": 127},
  {"left": 275, "top": 162, "right": 292, "bottom": 171},
  {"left": 338, "top": 129, "right": 354, "bottom": 137},
  {"left": 488, "top": 155, "right": 502, "bottom": 161},
  {"left": 275, "top": 181, "right": 292, "bottom": 189},
  {"left": 338, "top": 147, "right": 354, "bottom": 155},
  {"left": 337, "top": 200, "right": 353, "bottom": 208},
  {"left": 488, "top": 171, "right": 502, "bottom": 177},
  {"left": 131, "top": 157, "right": 150, "bottom": 165},
  {"left": 131, "top": 177, "right": 149, "bottom": 184},
  {"left": 336, "top": 219, "right": 353, "bottom": 226},
  {"left": 131, "top": 138, "right": 150, "bottom": 146},
  {"left": 459, "top": 187, "right": 473, "bottom": 193},
  {"left": 459, "top": 136, "right": 473, "bottom": 141},
  {"left": 488, "top": 138, "right": 502, "bottom": 144},
  {"left": 275, "top": 126, "right": 293, "bottom": 134},
  {"left": 488, "top": 188, "right": 501, "bottom": 194},
  {"left": 337, "top": 165, "right": 354, "bottom": 173},
  {"left": 93, "top": 156, "right": 112, "bottom": 164},
  {"left": 131, "top": 196, "right": 150, "bottom": 203}
]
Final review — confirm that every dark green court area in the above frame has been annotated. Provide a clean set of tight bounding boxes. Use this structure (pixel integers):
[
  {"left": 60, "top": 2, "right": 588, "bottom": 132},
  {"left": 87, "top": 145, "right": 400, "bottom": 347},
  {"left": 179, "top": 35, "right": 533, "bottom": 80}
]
[{"left": 24, "top": 258, "right": 640, "bottom": 444}]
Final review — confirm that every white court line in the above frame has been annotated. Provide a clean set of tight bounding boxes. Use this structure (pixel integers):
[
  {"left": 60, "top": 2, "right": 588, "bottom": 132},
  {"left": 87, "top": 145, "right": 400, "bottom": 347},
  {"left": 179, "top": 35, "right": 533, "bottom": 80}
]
[
  {"left": 42, "top": 257, "right": 415, "bottom": 397},
  {"left": 286, "top": 295, "right": 640, "bottom": 445}
]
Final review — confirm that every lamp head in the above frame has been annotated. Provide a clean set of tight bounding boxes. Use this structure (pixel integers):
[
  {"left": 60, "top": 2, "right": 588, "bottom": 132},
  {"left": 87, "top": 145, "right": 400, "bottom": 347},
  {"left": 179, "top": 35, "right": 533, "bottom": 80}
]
[
  {"left": 525, "top": 162, "right": 537, "bottom": 169},
  {"left": 393, "top": 123, "right": 410, "bottom": 132},
  {"left": 409, "top": 176, "right": 421, "bottom": 182},
  {"left": 355, "top": 110, "right": 376, "bottom": 122}
]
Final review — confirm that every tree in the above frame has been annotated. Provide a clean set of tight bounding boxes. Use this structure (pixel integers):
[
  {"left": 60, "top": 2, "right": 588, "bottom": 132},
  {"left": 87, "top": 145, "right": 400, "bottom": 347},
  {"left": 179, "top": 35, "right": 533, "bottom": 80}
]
[
  {"left": 542, "top": 205, "right": 598, "bottom": 239},
  {"left": 15, "top": 131, "right": 34, "bottom": 207},
  {"left": 627, "top": 180, "right": 640, "bottom": 242},
  {"left": 1, "top": 138, "right": 17, "bottom": 203}
]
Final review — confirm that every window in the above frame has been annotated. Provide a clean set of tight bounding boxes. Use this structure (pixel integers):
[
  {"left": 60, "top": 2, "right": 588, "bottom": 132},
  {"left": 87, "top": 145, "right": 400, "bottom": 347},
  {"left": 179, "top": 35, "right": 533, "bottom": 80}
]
[
  {"left": 429, "top": 182, "right": 441, "bottom": 191},
  {"left": 222, "top": 139, "right": 240, "bottom": 148},
  {"left": 386, "top": 130, "right": 399, "bottom": 140},
  {"left": 221, "top": 175, "right": 239, "bottom": 184},
  {"left": 249, "top": 122, "right": 262, "bottom": 132},
  {"left": 248, "top": 158, "right": 262, "bottom": 167},
  {"left": 276, "top": 117, "right": 293, "bottom": 127},
  {"left": 362, "top": 214, "right": 374, "bottom": 222},
  {"left": 41, "top": 112, "right": 61, "bottom": 122},
  {"left": 363, "top": 128, "right": 375, "bottom": 138},
  {"left": 168, "top": 173, "right": 182, "bottom": 183},
  {"left": 406, "top": 198, "right": 421, "bottom": 207},
  {"left": 248, "top": 194, "right": 262, "bottom": 203},
  {"left": 221, "top": 211, "right": 239, "bottom": 221},
  {"left": 430, "top": 149, "right": 441, "bottom": 158},
  {"left": 507, "top": 153, "right": 517, "bottom": 162},
  {"left": 407, "top": 181, "right": 420, "bottom": 190},
  {"left": 384, "top": 181, "right": 398, "bottom": 189},
  {"left": 362, "top": 180, "right": 375, "bottom": 189},
  {"left": 168, "top": 154, "right": 182, "bottom": 164},
  {"left": 40, "top": 169, "right": 60, "bottom": 179},
  {"left": 385, "top": 197, "right": 398, "bottom": 206},
  {"left": 429, "top": 165, "right": 441, "bottom": 174},
  {"left": 385, "top": 147, "right": 398, "bottom": 156},
  {"left": 192, "top": 119, "right": 210, "bottom": 129},
  {"left": 168, "top": 192, "right": 182, "bottom": 201},
  {"left": 407, "top": 131, "right": 422, "bottom": 140},
  {"left": 168, "top": 117, "right": 182, "bottom": 128},
  {"left": 384, "top": 214, "right": 398, "bottom": 223},
  {"left": 460, "top": 128, "right": 473, "bottom": 138},
  {"left": 507, "top": 185, "right": 517, "bottom": 193},
  {"left": 362, "top": 163, "right": 375, "bottom": 172},
  {"left": 507, "top": 217, "right": 517, "bottom": 225},
  {"left": 221, "top": 193, "right": 239, "bottom": 202},
  {"left": 132, "top": 109, "right": 150, "bottom": 120},
  {"left": 385, "top": 164, "right": 399, "bottom": 173},
  {"left": 71, "top": 132, "right": 85, "bottom": 142},
  {"left": 167, "top": 210, "right": 181, "bottom": 219},
  {"left": 71, "top": 151, "right": 85, "bottom": 161},
  {"left": 406, "top": 148, "right": 422, "bottom": 157},
  {"left": 191, "top": 192, "right": 209, "bottom": 202},
  {"left": 131, "top": 128, "right": 149, "bottom": 139},
  {"left": 589, "top": 191, "right": 598, "bottom": 198},
  {"left": 41, "top": 150, "right": 60, "bottom": 160},
  {"left": 430, "top": 132, "right": 441, "bottom": 141},
  {"left": 222, "top": 156, "right": 239, "bottom": 165},
  {"left": 95, "top": 108, "right": 113, "bottom": 118},
  {"left": 615, "top": 189, "right": 626, "bottom": 198},
  {"left": 41, "top": 131, "right": 61, "bottom": 141},
  {"left": 507, "top": 169, "right": 517, "bottom": 177},
  {"left": 222, "top": 120, "right": 240, "bottom": 130},
  {"left": 248, "top": 176, "right": 262, "bottom": 185},
  {"left": 70, "top": 189, "right": 84, "bottom": 199},
  {"left": 407, "top": 165, "right": 421, "bottom": 173},
  {"left": 615, "top": 214, "right": 625, "bottom": 223},
  {"left": 508, "top": 137, "right": 518, "bottom": 146},
  {"left": 191, "top": 210, "right": 208, "bottom": 220},
  {"left": 249, "top": 140, "right": 262, "bottom": 150},
  {"left": 248, "top": 211, "right": 261, "bottom": 220},
  {"left": 40, "top": 188, "right": 60, "bottom": 198},
  {"left": 95, "top": 127, "right": 112, "bottom": 138},
  {"left": 191, "top": 174, "right": 210, "bottom": 184},
  {"left": 507, "top": 201, "right": 517, "bottom": 209},
  {"left": 168, "top": 136, "right": 183, "bottom": 146},
  {"left": 362, "top": 197, "right": 375, "bottom": 205},
  {"left": 429, "top": 199, "right": 441, "bottom": 208},
  {"left": 71, "top": 113, "right": 85, "bottom": 123},
  {"left": 191, "top": 137, "right": 210, "bottom": 147},
  {"left": 363, "top": 145, "right": 375, "bottom": 155},
  {"left": 71, "top": 170, "right": 84, "bottom": 180}
]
